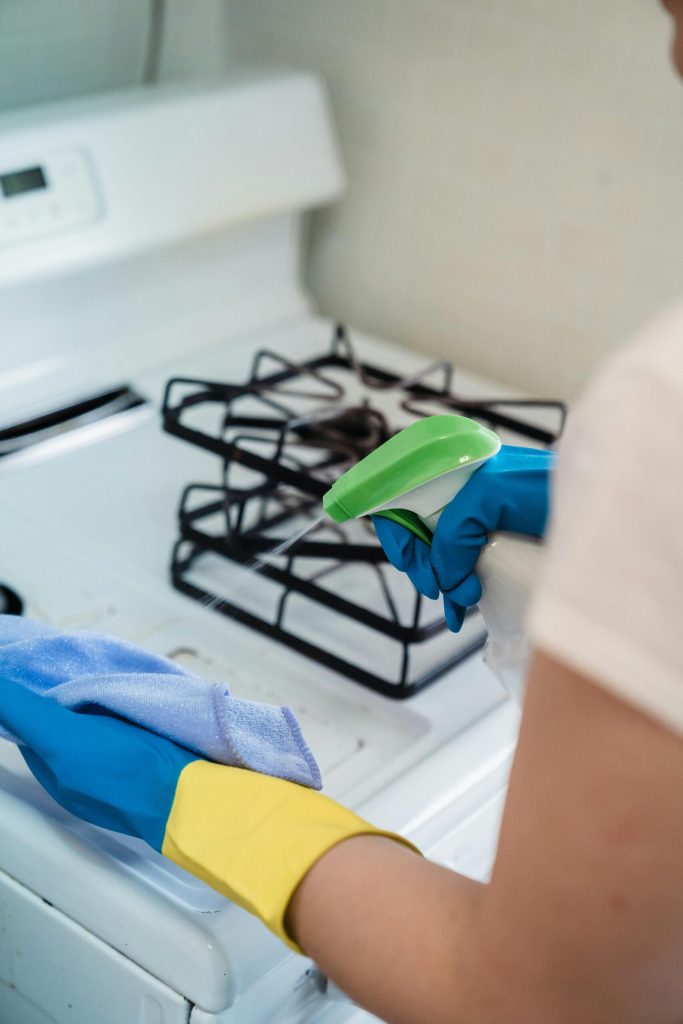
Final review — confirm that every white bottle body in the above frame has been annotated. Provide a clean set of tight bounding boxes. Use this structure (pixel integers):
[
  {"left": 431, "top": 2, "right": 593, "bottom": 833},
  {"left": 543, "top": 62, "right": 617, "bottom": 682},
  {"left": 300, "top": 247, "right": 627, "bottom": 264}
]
[
  {"left": 477, "top": 533, "right": 543, "bottom": 703},
  {"left": 428, "top": 498, "right": 543, "bottom": 703}
]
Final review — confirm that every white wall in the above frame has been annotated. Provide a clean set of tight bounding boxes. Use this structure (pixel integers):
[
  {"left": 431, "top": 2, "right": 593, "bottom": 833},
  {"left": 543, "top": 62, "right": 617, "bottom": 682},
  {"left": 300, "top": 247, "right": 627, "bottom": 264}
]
[
  {"left": 226, "top": 1, "right": 683, "bottom": 400},
  {"left": 0, "top": 0, "right": 231, "bottom": 111},
  {"left": 0, "top": 0, "right": 145, "bottom": 110},
  {"left": 4, "top": 2, "right": 682, "bottom": 400},
  {"left": 158, "top": 0, "right": 232, "bottom": 81}
]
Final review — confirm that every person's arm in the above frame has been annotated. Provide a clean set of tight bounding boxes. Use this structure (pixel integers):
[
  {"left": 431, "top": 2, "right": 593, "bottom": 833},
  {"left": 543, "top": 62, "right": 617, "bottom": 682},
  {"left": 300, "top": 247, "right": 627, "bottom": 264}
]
[{"left": 287, "top": 649, "right": 683, "bottom": 1024}]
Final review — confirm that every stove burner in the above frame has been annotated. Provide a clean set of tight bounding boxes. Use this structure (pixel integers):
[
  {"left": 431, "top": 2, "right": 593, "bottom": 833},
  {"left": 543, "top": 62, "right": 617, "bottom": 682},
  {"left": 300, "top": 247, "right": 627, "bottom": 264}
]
[
  {"left": 162, "top": 325, "right": 566, "bottom": 697},
  {"left": 0, "top": 584, "right": 24, "bottom": 616},
  {"left": 290, "top": 404, "right": 390, "bottom": 459}
]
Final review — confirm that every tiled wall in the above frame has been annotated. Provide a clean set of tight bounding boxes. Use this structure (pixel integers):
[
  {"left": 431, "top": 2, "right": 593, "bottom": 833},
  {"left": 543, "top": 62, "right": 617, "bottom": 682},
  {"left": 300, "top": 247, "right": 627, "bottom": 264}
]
[
  {"left": 226, "top": 0, "right": 683, "bottom": 399},
  {"left": 0, "top": 0, "right": 230, "bottom": 111}
]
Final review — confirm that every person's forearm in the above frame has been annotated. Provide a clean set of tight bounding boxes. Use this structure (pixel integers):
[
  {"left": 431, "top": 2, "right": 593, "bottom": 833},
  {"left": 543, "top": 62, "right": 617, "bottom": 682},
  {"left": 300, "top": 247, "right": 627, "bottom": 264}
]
[{"left": 285, "top": 834, "right": 484, "bottom": 1024}]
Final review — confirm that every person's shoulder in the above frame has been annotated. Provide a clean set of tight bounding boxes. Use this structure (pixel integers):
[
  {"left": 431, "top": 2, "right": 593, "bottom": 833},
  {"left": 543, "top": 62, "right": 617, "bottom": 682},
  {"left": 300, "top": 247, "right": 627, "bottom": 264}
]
[
  {"left": 583, "top": 300, "right": 683, "bottom": 413},
  {"left": 604, "top": 300, "right": 683, "bottom": 381}
]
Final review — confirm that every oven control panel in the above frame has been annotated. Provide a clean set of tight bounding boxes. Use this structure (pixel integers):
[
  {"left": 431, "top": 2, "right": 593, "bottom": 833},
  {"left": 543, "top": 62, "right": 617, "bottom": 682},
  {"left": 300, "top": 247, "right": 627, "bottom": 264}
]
[{"left": 0, "top": 148, "right": 102, "bottom": 249}]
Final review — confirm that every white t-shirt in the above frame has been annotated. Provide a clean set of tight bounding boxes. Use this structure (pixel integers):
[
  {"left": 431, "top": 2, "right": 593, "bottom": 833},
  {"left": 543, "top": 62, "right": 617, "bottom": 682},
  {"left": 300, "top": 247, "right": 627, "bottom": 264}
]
[{"left": 529, "top": 302, "right": 683, "bottom": 734}]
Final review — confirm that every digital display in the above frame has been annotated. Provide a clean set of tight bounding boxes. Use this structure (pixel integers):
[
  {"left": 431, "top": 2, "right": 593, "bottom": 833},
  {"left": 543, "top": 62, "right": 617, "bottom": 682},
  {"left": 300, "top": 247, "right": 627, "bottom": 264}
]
[{"left": 0, "top": 165, "right": 47, "bottom": 199}]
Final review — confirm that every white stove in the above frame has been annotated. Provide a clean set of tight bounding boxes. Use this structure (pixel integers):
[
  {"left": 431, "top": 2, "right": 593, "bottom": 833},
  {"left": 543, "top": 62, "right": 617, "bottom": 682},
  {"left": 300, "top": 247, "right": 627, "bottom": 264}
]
[{"left": 0, "top": 72, "right": 551, "bottom": 1023}]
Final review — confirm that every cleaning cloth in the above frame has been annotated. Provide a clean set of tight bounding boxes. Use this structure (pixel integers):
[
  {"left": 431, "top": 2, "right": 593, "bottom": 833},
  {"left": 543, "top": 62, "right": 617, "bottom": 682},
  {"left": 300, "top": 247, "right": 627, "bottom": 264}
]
[{"left": 0, "top": 615, "right": 321, "bottom": 789}]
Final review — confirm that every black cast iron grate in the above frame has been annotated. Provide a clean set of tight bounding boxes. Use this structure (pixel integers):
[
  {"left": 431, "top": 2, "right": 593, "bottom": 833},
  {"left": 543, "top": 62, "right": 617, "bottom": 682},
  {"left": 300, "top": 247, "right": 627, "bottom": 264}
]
[{"left": 162, "top": 324, "right": 566, "bottom": 698}]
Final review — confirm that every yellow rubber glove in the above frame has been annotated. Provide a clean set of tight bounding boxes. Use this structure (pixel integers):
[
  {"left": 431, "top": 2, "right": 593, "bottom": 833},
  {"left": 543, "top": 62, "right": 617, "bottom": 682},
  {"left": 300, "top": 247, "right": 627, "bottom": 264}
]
[{"left": 164, "top": 761, "right": 419, "bottom": 951}]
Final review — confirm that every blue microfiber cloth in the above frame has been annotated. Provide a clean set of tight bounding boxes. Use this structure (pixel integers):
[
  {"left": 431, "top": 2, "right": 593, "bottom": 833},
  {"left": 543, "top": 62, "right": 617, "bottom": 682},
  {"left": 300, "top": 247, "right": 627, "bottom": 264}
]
[{"left": 0, "top": 615, "right": 321, "bottom": 790}]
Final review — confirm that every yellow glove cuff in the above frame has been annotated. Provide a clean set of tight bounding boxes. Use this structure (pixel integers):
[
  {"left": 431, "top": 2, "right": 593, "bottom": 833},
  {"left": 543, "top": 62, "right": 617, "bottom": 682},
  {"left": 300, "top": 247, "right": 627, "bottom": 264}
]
[{"left": 162, "top": 760, "right": 418, "bottom": 952}]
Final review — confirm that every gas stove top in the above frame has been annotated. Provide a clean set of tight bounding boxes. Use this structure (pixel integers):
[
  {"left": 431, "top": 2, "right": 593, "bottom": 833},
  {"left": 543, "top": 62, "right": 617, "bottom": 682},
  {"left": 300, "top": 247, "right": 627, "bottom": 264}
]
[
  {"left": 0, "top": 309, "right": 550, "bottom": 1020},
  {"left": 162, "top": 324, "right": 565, "bottom": 696},
  {"left": 0, "top": 76, "right": 560, "bottom": 1024},
  {"left": 0, "top": 422, "right": 519, "bottom": 1019}
]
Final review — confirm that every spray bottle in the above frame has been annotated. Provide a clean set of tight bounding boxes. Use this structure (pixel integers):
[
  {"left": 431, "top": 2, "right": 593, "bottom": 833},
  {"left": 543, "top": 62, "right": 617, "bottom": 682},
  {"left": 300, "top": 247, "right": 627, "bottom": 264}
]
[{"left": 323, "top": 414, "right": 543, "bottom": 702}]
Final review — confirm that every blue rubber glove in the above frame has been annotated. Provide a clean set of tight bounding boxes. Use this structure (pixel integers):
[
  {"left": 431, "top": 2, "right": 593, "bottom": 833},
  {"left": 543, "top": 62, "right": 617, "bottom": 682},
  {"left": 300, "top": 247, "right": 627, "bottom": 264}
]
[
  {"left": 0, "top": 678, "right": 197, "bottom": 849},
  {"left": 372, "top": 444, "right": 555, "bottom": 632}
]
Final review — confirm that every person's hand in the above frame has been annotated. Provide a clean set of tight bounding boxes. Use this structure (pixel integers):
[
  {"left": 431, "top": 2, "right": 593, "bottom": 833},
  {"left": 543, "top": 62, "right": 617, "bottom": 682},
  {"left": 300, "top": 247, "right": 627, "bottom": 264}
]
[
  {"left": 0, "top": 677, "right": 197, "bottom": 848},
  {"left": 372, "top": 444, "right": 555, "bottom": 632},
  {"left": 0, "top": 672, "right": 415, "bottom": 951}
]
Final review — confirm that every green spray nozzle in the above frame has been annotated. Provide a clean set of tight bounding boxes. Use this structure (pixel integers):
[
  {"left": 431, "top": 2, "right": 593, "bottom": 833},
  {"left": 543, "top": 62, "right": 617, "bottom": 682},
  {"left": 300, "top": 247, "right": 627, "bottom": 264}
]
[{"left": 323, "top": 414, "right": 501, "bottom": 544}]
